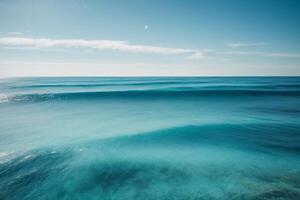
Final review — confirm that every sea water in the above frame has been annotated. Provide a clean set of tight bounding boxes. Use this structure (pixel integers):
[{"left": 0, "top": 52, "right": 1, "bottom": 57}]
[{"left": 0, "top": 77, "right": 300, "bottom": 199}]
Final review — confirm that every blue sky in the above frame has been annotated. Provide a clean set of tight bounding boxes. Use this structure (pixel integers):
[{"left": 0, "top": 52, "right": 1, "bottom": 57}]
[{"left": 0, "top": 0, "right": 300, "bottom": 76}]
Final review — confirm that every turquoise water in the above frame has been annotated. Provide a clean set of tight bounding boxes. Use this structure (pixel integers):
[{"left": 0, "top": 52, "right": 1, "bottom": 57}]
[{"left": 0, "top": 77, "right": 300, "bottom": 199}]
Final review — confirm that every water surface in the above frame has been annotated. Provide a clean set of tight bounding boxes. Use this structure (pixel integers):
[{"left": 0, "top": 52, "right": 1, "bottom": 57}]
[{"left": 0, "top": 77, "right": 300, "bottom": 199}]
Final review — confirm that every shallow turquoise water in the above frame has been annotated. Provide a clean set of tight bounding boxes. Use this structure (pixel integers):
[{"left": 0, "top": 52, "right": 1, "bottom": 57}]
[{"left": 0, "top": 77, "right": 300, "bottom": 199}]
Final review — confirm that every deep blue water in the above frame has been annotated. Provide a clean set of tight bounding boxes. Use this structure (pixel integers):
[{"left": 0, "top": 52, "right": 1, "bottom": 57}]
[{"left": 0, "top": 77, "right": 300, "bottom": 199}]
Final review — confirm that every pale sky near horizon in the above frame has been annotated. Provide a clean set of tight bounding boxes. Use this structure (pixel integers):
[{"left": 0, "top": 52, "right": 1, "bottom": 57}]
[{"left": 0, "top": 0, "right": 300, "bottom": 76}]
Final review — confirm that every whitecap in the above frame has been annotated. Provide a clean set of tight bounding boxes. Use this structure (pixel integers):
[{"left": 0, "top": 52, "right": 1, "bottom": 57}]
[
  {"left": 0, "top": 151, "right": 10, "bottom": 157},
  {"left": 23, "top": 154, "right": 35, "bottom": 160},
  {"left": 0, "top": 151, "right": 15, "bottom": 164},
  {"left": 0, "top": 94, "right": 9, "bottom": 103}
]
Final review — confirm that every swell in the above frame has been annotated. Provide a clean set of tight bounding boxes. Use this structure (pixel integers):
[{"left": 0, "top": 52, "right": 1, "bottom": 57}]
[
  {"left": 98, "top": 123, "right": 300, "bottom": 153},
  {"left": 4, "top": 89, "right": 300, "bottom": 103},
  {"left": 8, "top": 80, "right": 211, "bottom": 89},
  {"left": 9, "top": 82, "right": 300, "bottom": 89},
  {"left": 1, "top": 123, "right": 300, "bottom": 200}
]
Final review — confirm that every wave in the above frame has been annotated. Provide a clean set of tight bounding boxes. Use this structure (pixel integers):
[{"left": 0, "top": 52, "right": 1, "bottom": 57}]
[
  {"left": 98, "top": 123, "right": 300, "bottom": 154},
  {"left": 3, "top": 88, "right": 300, "bottom": 103},
  {"left": 0, "top": 94, "right": 9, "bottom": 103},
  {"left": 8, "top": 80, "right": 213, "bottom": 89},
  {"left": 1, "top": 123, "right": 300, "bottom": 199},
  {"left": 9, "top": 82, "right": 300, "bottom": 89}
]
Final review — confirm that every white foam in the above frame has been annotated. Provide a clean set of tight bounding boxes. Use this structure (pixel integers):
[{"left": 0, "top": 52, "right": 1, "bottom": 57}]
[
  {"left": 0, "top": 151, "right": 9, "bottom": 157},
  {"left": 0, "top": 151, "right": 15, "bottom": 164},
  {"left": 0, "top": 94, "right": 9, "bottom": 103},
  {"left": 24, "top": 154, "right": 35, "bottom": 160}
]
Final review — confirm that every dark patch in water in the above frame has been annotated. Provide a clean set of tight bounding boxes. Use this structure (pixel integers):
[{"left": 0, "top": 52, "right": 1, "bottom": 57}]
[
  {"left": 76, "top": 161, "right": 188, "bottom": 194},
  {"left": 250, "top": 106, "right": 300, "bottom": 116},
  {"left": 1, "top": 145, "right": 300, "bottom": 200},
  {"left": 252, "top": 189, "right": 300, "bottom": 200}
]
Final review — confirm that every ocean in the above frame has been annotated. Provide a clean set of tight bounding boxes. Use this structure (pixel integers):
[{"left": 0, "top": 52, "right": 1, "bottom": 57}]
[{"left": 0, "top": 77, "right": 300, "bottom": 199}]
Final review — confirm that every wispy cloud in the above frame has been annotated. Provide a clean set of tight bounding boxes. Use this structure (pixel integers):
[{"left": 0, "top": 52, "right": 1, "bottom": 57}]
[
  {"left": 224, "top": 51, "right": 300, "bottom": 58},
  {"left": 0, "top": 31, "right": 24, "bottom": 36},
  {"left": 0, "top": 60, "right": 163, "bottom": 68},
  {"left": 262, "top": 52, "right": 300, "bottom": 58},
  {"left": 0, "top": 37, "right": 204, "bottom": 60},
  {"left": 7, "top": 32, "right": 24, "bottom": 36},
  {"left": 186, "top": 52, "right": 204, "bottom": 60},
  {"left": 227, "top": 42, "right": 266, "bottom": 48}
]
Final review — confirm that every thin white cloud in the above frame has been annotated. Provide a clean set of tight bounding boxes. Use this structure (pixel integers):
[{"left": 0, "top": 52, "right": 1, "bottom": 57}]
[
  {"left": 0, "top": 60, "right": 163, "bottom": 68},
  {"left": 7, "top": 32, "right": 24, "bottom": 36},
  {"left": 224, "top": 51, "right": 300, "bottom": 58},
  {"left": 0, "top": 36, "right": 204, "bottom": 60},
  {"left": 186, "top": 52, "right": 204, "bottom": 60},
  {"left": 227, "top": 42, "right": 266, "bottom": 48},
  {"left": 262, "top": 52, "right": 300, "bottom": 58},
  {"left": 0, "top": 60, "right": 194, "bottom": 77},
  {"left": 0, "top": 31, "right": 24, "bottom": 36},
  {"left": 144, "top": 25, "right": 149, "bottom": 30}
]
